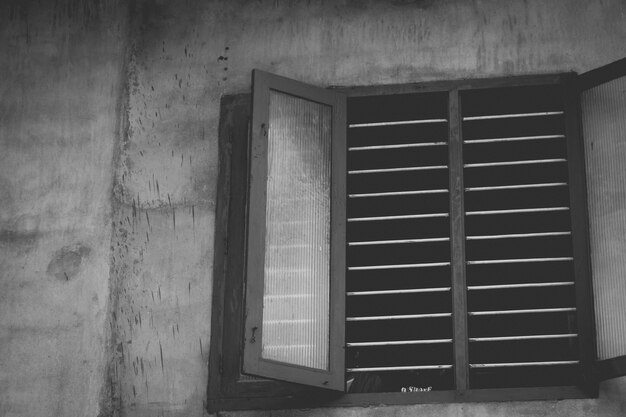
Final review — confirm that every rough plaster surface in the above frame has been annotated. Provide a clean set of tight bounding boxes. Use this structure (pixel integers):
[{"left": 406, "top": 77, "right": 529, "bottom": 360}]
[
  {"left": 0, "top": 1, "right": 129, "bottom": 416},
  {"left": 112, "top": 1, "right": 626, "bottom": 416},
  {"left": 2, "top": 0, "right": 626, "bottom": 416}
]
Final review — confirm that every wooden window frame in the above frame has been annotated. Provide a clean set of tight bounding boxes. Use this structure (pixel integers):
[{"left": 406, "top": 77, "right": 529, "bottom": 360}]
[{"left": 207, "top": 73, "right": 599, "bottom": 413}]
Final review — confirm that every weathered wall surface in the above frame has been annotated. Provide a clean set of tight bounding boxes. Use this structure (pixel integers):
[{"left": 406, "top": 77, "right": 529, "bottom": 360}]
[
  {"left": 2, "top": 0, "right": 626, "bottom": 417},
  {"left": 0, "top": 1, "right": 129, "bottom": 416},
  {"left": 112, "top": 1, "right": 626, "bottom": 416}
]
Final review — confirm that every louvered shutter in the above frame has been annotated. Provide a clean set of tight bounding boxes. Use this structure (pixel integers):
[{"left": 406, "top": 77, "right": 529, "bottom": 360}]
[
  {"left": 460, "top": 83, "right": 587, "bottom": 388},
  {"left": 345, "top": 92, "right": 455, "bottom": 391}
]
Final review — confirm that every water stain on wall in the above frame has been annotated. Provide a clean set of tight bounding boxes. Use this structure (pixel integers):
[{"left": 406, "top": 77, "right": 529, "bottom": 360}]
[{"left": 47, "top": 243, "right": 92, "bottom": 281}]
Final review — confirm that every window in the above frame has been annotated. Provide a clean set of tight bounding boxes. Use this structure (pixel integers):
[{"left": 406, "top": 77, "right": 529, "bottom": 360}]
[
  {"left": 242, "top": 73, "right": 346, "bottom": 391},
  {"left": 208, "top": 61, "right": 626, "bottom": 412}
]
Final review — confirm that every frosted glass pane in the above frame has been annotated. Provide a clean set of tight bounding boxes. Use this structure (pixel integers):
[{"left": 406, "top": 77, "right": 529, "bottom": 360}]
[
  {"left": 582, "top": 74, "right": 626, "bottom": 360},
  {"left": 261, "top": 90, "right": 332, "bottom": 370}
]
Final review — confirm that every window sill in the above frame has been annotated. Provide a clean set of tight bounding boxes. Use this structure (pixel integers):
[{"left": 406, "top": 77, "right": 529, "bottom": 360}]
[{"left": 207, "top": 385, "right": 596, "bottom": 412}]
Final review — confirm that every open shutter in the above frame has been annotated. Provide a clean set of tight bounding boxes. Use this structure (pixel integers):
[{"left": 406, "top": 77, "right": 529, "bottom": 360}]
[
  {"left": 243, "top": 70, "right": 346, "bottom": 390},
  {"left": 578, "top": 58, "right": 626, "bottom": 381}
]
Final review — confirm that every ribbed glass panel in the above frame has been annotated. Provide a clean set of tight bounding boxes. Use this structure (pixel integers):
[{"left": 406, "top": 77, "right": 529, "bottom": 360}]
[
  {"left": 582, "top": 74, "right": 626, "bottom": 360},
  {"left": 261, "top": 90, "right": 332, "bottom": 370}
]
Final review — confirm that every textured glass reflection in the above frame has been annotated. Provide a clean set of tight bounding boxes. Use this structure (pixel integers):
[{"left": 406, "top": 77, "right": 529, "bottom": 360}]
[
  {"left": 582, "top": 75, "right": 626, "bottom": 360},
  {"left": 261, "top": 90, "right": 332, "bottom": 370}
]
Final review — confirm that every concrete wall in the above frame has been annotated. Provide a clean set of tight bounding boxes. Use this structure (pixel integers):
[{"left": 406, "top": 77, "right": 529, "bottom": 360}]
[
  {"left": 0, "top": 1, "right": 129, "bottom": 416},
  {"left": 1, "top": 0, "right": 626, "bottom": 416}
]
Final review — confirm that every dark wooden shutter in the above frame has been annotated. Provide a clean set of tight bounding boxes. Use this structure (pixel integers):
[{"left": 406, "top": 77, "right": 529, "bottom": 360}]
[
  {"left": 460, "top": 83, "right": 587, "bottom": 389},
  {"left": 243, "top": 70, "right": 346, "bottom": 390},
  {"left": 578, "top": 58, "right": 626, "bottom": 381},
  {"left": 344, "top": 92, "right": 456, "bottom": 392}
]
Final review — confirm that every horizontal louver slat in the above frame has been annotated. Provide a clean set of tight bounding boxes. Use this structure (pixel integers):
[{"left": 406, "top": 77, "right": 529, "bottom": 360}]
[
  {"left": 470, "top": 360, "right": 578, "bottom": 368},
  {"left": 349, "top": 118, "right": 447, "bottom": 128},
  {"left": 464, "top": 134, "right": 565, "bottom": 144},
  {"left": 349, "top": 237, "right": 450, "bottom": 246},
  {"left": 347, "top": 339, "right": 453, "bottom": 347},
  {"left": 347, "top": 287, "right": 451, "bottom": 296},
  {"left": 347, "top": 365, "right": 453, "bottom": 372},
  {"left": 469, "top": 333, "right": 578, "bottom": 342},
  {"left": 349, "top": 142, "right": 446, "bottom": 150},
  {"left": 349, "top": 165, "right": 448, "bottom": 174},
  {"left": 467, "top": 231, "right": 571, "bottom": 240},
  {"left": 463, "top": 111, "right": 564, "bottom": 121},
  {"left": 347, "top": 313, "right": 452, "bottom": 321}
]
